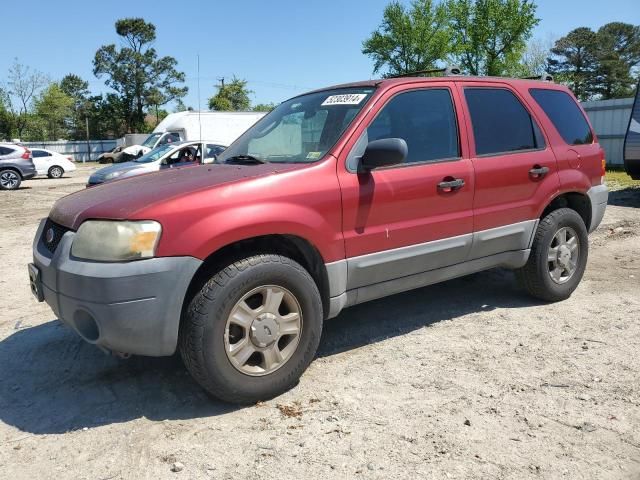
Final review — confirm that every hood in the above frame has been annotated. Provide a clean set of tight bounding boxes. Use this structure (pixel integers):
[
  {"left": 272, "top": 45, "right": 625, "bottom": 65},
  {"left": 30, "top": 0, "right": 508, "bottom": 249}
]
[
  {"left": 89, "top": 161, "right": 146, "bottom": 182},
  {"left": 50, "top": 162, "right": 306, "bottom": 230}
]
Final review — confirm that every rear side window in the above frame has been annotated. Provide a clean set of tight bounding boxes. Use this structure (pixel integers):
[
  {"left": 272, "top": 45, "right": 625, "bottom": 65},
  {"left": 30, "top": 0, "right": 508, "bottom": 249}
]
[
  {"left": 0, "top": 146, "right": 14, "bottom": 155},
  {"left": 32, "top": 150, "right": 51, "bottom": 158},
  {"left": 464, "top": 88, "right": 545, "bottom": 156},
  {"left": 530, "top": 89, "right": 593, "bottom": 145},
  {"left": 366, "top": 88, "right": 460, "bottom": 164}
]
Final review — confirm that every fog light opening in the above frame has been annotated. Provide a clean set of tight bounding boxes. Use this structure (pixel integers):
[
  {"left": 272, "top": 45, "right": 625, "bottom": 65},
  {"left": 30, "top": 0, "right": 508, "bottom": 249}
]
[{"left": 73, "top": 310, "right": 100, "bottom": 343}]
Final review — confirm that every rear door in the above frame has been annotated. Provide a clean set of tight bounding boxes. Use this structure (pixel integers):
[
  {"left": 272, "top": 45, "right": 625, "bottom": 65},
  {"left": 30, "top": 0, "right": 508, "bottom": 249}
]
[
  {"left": 457, "top": 82, "right": 559, "bottom": 259},
  {"left": 338, "top": 83, "right": 474, "bottom": 289},
  {"left": 31, "top": 149, "right": 52, "bottom": 174}
]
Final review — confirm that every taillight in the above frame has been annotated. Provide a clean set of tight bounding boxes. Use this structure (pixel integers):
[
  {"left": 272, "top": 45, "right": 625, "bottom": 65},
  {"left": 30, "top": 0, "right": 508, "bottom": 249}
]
[
  {"left": 600, "top": 149, "right": 606, "bottom": 177},
  {"left": 21, "top": 148, "right": 31, "bottom": 159}
]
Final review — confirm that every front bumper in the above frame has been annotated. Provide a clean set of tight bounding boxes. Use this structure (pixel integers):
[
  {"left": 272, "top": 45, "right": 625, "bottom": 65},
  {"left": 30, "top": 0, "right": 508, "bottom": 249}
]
[
  {"left": 587, "top": 184, "right": 609, "bottom": 233},
  {"left": 31, "top": 219, "right": 202, "bottom": 356}
]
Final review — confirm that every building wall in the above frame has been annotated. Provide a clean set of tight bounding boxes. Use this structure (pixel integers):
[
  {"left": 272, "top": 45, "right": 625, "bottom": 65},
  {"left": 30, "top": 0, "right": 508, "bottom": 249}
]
[{"left": 581, "top": 97, "right": 633, "bottom": 166}]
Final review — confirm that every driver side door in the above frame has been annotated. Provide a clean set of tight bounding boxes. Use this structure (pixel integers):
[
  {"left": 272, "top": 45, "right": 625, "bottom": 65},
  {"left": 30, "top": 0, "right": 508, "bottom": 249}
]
[{"left": 338, "top": 84, "right": 474, "bottom": 291}]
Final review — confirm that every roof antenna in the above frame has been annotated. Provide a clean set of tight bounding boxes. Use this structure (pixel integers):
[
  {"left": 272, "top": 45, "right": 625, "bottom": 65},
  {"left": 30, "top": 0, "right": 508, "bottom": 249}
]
[{"left": 197, "top": 54, "right": 202, "bottom": 141}]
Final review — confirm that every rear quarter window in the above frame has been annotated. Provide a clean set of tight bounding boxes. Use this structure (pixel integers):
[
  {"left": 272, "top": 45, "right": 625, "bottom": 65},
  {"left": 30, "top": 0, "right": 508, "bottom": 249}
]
[
  {"left": 529, "top": 89, "right": 593, "bottom": 145},
  {"left": 0, "top": 146, "right": 15, "bottom": 156}
]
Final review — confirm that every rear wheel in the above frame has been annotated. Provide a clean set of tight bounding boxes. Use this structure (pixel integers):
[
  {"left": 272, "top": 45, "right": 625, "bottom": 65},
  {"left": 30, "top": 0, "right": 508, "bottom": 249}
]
[
  {"left": 48, "top": 166, "right": 64, "bottom": 179},
  {"left": 517, "top": 208, "right": 588, "bottom": 302},
  {"left": 179, "top": 254, "right": 323, "bottom": 404},
  {"left": 0, "top": 170, "right": 21, "bottom": 190}
]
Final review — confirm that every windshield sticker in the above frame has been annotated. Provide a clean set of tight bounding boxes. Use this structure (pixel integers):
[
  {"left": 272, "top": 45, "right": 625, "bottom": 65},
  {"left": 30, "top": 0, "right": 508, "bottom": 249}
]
[
  {"left": 306, "top": 151, "right": 322, "bottom": 160},
  {"left": 321, "top": 93, "right": 367, "bottom": 106}
]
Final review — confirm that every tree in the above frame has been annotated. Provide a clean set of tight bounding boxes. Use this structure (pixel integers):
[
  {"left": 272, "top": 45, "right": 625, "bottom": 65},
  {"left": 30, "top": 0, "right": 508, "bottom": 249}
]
[
  {"left": 2, "top": 60, "right": 49, "bottom": 139},
  {"left": 506, "top": 37, "right": 553, "bottom": 78},
  {"left": 362, "top": 0, "right": 452, "bottom": 76},
  {"left": 0, "top": 89, "right": 13, "bottom": 140},
  {"left": 60, "top": 74, "right": 91, "bottom": 140},
  {"left": 93, "top": 18, "right": 188, "bottom": 132},
  {"left": 592, "top": 22, "right": 640, "bottom": 99},
  {"left": 447, "top": 0, "right": 539, "bottom": 76},
  {"left": 33, "top": 83, "right": 74, "bottom": 140},
  {"left": 208, "top": 77, "right": 252, "bottom": 111},
  {"left": 547, "top": 23, "right": 640, "bottom": 101},
  {"left": 252, "top": 102, "right": 277, "bottom": 112},
  {"left": 547, "top": 28, "right": 599, "bottom": 100}
]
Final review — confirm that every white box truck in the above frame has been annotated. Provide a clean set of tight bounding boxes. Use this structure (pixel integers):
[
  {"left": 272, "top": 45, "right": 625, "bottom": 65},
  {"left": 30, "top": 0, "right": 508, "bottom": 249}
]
[{"left": 121, "top": 111, "right": 266, "bottom": 159}]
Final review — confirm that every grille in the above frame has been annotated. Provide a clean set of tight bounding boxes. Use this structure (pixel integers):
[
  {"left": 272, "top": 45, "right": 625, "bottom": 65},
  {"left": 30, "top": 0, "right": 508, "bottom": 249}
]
[{"left": 41, "top": 219, "right": 71, "bottom": 254}]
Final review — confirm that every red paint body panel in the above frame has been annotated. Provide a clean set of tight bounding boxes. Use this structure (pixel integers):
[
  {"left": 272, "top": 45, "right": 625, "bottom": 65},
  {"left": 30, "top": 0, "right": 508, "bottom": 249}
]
[
  {"left": 336, "top": 82, "right": 474, "bottom": 258},
  {"left": 47, "top": 76, "right": 602, "bottom": 269},
  {"left": 454, "top": 81, "right": 561, "bottom": 231}
]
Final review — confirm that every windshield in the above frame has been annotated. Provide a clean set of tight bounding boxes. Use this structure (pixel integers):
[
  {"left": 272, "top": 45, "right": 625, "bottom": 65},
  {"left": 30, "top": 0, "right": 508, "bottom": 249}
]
[
  {"left": 217, "top": 87, "right": 375, "bottom": 164},
  {"left": 134, "top": 144, "right": 175, "bottom": 163},
  {"left": 141, "top": 133, "right": 163, "bottom": 148}
]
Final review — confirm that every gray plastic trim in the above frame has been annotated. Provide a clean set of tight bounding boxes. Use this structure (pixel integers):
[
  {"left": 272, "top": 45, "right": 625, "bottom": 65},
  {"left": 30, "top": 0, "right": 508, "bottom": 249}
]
[
  {"left": 350, "top": 250, "right": 530, "bottom": 307},
  {"left": 325, "top": 260, "right": 348, "bottom": 297},
  {"left": 324, "top": 220, "right": 538, "bottom": 318},
  {"left": 587, "top": 184, "right": 609, "bottom": 233},
  {"left": 32, "top": 219, "right": 202, "bottom": 356},
  {"left": 346, "top": 233, "right": 473, "bottom": 290},
  {"left": 469, "top": 220, "right": 537, "bottom": 259}
]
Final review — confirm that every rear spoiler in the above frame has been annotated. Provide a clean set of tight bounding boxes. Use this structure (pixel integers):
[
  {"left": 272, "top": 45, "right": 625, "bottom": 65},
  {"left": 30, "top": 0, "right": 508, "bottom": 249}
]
[{"left": 624, "top": 79, "right": 640, "bottom": 179}]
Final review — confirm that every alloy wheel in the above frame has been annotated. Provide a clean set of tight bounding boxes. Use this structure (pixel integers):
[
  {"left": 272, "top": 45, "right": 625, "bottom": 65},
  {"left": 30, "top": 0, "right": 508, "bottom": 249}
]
[
  {"left": 224, "top": 285, "right": 302, "bottom": 376},
  {"left": 0, "top": 171, "right": 20, "bottom": 189},
  {"left": 547, "top": 226, "right": 580, "bottom": 284}
]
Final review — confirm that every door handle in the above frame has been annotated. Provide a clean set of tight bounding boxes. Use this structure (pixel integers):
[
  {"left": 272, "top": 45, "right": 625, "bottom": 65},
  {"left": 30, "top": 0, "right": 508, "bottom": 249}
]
[
  {"left": 437, "top": 178, "right": 465, "bottom": 192},
  {"left": 529, "top": 165, "right": 549, "bottom": 178}
]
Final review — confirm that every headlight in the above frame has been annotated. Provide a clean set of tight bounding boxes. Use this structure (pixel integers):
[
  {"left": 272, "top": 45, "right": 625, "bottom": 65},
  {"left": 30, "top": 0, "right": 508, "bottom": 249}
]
[
  {"left": 105, "top": 170, "right": 125, "bottom": 180},
  {"left": 72, "top": 220, "right": 162, "bottom": 261}
]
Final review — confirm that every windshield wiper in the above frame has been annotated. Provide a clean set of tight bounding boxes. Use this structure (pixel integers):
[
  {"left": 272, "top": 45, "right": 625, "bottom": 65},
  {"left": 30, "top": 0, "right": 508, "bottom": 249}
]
[{"left": 224, "top": 154, "right": 267, "bottom": 165}]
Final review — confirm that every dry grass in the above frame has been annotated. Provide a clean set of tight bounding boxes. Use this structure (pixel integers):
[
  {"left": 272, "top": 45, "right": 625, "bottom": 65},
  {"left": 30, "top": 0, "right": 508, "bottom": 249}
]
[{"left": 606, "top": 169, "right": 640, "bottom": 190}]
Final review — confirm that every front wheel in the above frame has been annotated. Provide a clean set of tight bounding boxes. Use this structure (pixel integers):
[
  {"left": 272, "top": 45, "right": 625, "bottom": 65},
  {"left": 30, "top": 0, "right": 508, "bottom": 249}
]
[
  {"left": 179, "top": 254, "right": 323, "bottom": 404},
  {"left": 0, "top": 170, "right": 21, "bottom": 190},
  {"left": 48, "top": 166, "right": 64, "bottom": 179},
  {"left": 517, "top": 208, "right": 589, "bottom": 302}
]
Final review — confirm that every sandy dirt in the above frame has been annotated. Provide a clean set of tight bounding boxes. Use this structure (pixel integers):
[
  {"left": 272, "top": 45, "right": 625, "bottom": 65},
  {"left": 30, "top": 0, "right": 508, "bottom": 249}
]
[{"left": 0, "top": 164, "right": 639, "bottom": 479}]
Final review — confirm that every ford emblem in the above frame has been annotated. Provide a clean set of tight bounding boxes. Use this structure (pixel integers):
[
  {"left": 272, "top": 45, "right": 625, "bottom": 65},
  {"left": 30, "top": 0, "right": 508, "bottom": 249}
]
[{"left": 46, "top": 228, "right": 55, "bottom": 244}]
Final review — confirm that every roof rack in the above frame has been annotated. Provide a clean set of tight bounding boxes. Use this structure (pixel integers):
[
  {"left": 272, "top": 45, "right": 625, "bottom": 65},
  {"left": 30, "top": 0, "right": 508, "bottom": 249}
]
[
  {"left": 522, "top": 72, "right": 554, "bottom": 82},
  {"left": 389, "top": 65, "right": 463, "bottom": 78}
]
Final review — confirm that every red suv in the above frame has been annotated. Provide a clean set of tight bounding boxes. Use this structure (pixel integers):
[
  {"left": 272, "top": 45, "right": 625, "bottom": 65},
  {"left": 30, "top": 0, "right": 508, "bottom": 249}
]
[{"left": 30, "top": 75, "right": 608, "bottom": 403}]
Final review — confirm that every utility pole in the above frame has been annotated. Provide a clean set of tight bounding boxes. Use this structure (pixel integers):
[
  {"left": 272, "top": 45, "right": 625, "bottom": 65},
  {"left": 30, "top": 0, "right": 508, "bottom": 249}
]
[
  {"left": 85, "top": 116, "right": 90, "bottom": 164},
  {"left": 217, "top": 77, "right": 225, "bottom": 88}
]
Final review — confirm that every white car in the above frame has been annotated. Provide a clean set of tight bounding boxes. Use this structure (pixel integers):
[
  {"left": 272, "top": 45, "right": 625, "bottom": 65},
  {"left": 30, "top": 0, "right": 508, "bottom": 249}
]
[{"left": 31, "top": 149, "right": 77, "bottom": 178}]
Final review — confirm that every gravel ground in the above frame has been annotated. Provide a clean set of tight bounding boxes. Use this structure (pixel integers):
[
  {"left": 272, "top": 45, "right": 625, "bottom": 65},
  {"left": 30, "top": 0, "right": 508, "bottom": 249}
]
[{"left": 0, "top": 164, "right": 639, "bottom": 480}]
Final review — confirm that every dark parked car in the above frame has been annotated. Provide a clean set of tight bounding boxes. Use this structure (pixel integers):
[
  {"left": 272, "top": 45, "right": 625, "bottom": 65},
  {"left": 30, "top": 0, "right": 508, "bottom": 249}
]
[{"left": 0, "top": 143, "right": 37, "bottom": 190}]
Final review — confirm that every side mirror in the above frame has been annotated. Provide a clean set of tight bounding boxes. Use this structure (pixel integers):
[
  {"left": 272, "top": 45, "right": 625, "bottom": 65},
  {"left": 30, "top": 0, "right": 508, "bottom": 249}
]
[{"left": 359, "top": 138, "right": 407, "bottom": 172}]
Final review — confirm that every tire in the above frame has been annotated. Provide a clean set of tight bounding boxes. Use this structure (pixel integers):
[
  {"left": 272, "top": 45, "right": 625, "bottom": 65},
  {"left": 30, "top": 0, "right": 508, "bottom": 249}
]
[
  {"left": 48, "top": 166, "right": 64, "bottom": 179},
  {"left": 517, "top": 208, "right": 589, "bottom": 302},
  {"left": 0, "top": 169, "right": 21, "bottom": 190},
  {"left": 179, "top": 254, "right": 323, "bottom": 404}
]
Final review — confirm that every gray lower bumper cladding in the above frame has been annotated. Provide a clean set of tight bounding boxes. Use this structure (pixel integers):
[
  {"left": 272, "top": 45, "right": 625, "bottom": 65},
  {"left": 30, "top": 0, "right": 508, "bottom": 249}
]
[{"left": 32, "top": 220, "right": 202, "bottom": 356}]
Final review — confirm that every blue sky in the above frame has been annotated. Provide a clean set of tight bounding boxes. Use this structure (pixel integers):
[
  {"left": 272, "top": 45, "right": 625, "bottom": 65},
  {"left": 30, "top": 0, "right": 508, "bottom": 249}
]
[{"left": 1, "top": 0, "right": 638, "bottom": 108}]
